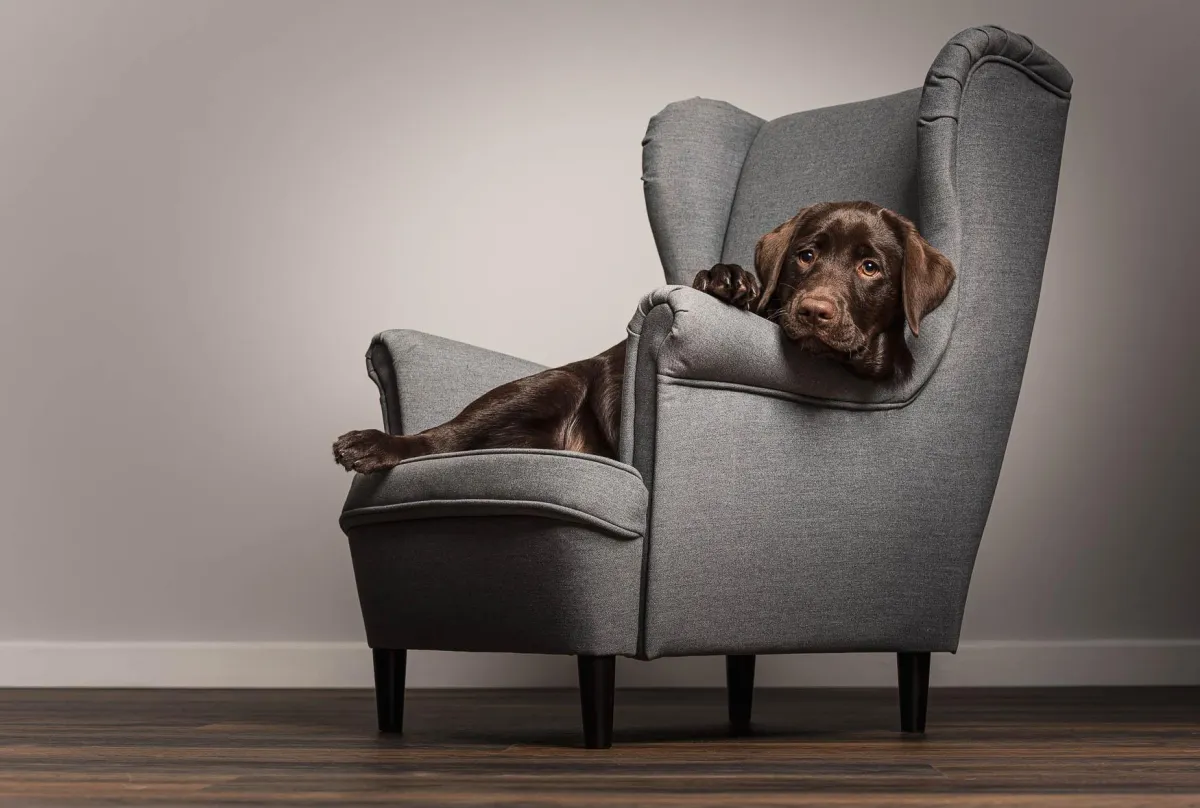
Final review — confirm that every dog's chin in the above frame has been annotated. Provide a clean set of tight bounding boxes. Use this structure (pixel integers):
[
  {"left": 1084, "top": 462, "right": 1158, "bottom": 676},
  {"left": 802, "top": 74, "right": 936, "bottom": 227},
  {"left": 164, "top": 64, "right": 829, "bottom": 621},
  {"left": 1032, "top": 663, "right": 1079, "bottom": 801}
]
[
  {"left": 783, "top": 321, "right": 908, "bottom": 381},
  {"left": 780, "top": 318, "right": 868, "bottom": 360}
]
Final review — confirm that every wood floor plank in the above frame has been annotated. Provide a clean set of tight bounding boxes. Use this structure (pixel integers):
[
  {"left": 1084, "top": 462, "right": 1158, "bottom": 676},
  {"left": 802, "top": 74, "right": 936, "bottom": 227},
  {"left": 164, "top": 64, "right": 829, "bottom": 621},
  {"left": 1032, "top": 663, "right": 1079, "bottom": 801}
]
[{"left": 0, "top": 687, "right": 1196, "bottom": 806}]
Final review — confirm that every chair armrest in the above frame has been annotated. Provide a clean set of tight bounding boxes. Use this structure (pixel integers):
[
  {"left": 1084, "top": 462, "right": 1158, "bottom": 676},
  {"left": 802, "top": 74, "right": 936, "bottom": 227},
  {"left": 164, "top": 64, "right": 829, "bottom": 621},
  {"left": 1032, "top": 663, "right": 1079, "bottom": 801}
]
[
  {"left": 620, "top": 286, "right": 940, "bottom": 466},
  {"left": 366, "top": 330, "right": 545, "bottom": 435},
  {"left": 619, "top": 285, "right": 982, "bottom": 659}
]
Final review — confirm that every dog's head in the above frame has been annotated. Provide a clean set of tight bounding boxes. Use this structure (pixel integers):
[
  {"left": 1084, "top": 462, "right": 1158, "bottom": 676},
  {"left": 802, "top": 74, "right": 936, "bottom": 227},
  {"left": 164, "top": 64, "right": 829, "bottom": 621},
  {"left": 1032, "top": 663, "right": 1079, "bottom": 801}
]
[{"left": 754, "top": 201, "right": 955, "bottom": 380}]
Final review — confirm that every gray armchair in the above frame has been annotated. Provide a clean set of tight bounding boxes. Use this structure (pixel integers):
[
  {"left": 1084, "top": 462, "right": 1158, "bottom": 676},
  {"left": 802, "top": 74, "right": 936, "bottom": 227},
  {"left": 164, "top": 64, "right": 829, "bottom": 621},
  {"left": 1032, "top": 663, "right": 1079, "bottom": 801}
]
[{"left": 339, "top": 25, "right": 1072, "bottom": 748}]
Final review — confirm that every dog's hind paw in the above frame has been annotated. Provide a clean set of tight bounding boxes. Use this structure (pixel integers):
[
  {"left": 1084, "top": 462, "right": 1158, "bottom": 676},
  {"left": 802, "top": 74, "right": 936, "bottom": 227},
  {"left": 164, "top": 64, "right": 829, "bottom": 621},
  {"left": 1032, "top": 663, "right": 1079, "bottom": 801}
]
[{"left": 332, "top": 429, "right": 405, "bottom": 474}]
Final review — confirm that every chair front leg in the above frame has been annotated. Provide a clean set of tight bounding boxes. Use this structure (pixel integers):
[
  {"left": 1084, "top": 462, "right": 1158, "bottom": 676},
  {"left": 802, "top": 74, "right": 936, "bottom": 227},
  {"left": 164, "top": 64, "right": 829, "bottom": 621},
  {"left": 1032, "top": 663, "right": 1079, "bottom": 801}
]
[
  {"left": 577, "top": 655, "right": 616, "bottom": 749},
  {"left": 373, "top": 648, "right": 407, "bottom": 733}
]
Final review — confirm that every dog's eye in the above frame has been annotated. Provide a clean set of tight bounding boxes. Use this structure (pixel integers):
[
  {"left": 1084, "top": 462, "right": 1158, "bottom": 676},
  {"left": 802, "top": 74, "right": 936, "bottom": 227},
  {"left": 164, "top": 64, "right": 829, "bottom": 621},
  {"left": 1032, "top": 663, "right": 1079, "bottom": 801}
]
[
  {"left": 797, "top": 249, "right": 815, "bottom": 264},
  {"left": 860, "top": 260, "right": 880, "bottom": 276}
]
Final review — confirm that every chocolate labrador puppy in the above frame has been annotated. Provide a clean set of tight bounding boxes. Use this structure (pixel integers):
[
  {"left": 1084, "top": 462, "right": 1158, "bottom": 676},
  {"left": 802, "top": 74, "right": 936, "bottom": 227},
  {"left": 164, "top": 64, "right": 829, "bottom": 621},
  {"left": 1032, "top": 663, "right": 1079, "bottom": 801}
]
[{"left": 333, "top": 201, "right": 953, "bottom": 473}]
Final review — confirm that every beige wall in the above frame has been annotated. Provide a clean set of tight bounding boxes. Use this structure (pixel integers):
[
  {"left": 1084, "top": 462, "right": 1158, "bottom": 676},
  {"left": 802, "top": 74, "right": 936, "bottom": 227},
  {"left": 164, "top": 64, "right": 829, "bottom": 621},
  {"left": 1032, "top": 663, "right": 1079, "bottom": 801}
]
[{"left": 1, "top": 0, "right": 1196, "bottom": 685}]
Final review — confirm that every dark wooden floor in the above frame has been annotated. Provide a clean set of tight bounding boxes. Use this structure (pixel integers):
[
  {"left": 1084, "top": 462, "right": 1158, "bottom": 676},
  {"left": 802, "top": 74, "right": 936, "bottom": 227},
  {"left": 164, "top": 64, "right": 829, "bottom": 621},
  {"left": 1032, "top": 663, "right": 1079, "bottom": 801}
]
[{"left": 0, "top": 688, "right": 1197, "bottom": 806}]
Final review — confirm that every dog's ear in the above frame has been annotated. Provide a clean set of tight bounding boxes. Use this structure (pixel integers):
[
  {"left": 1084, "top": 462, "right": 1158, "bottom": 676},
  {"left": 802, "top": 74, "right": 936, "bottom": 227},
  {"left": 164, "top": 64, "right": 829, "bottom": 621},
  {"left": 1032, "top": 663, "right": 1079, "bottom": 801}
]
[
  {"left": 885, "top": 210, "right": 956, "bottom": 336},
  {"left": 752, "top": 207, "right": 811, "bottom": 314}
]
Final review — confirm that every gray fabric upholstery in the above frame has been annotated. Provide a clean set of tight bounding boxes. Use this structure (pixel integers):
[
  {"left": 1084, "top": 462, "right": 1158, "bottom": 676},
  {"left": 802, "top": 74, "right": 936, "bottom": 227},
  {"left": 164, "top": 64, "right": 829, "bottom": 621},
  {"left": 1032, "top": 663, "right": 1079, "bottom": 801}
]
[
  {"left": 340, "top": 25, "right": 1071, "bottom": 667},
  {"left": 342, "top": 450, "right": 647, "bottom": 655},
  {"left": 347, "top": 517, "right": 642, "bottom": 656},
  {"left": 642, "top": 99, "right": 764, "bottom": 286},
  {"left": 628, "top": 25, "right": 1071, "bottom": 659},
  {"left": 367, "top": 330, "right": 545, "bottom": 435},
  {"left": 342, "top": 449, "right": 647, "bottom": 539}
]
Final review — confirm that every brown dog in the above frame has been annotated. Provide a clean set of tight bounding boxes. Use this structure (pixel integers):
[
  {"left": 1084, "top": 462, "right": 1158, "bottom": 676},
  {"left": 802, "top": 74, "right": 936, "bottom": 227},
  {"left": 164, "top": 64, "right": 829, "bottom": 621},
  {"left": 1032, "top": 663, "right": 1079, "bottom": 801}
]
[{"left": 333, "top": 201, "right": 953, "bottom": 473}]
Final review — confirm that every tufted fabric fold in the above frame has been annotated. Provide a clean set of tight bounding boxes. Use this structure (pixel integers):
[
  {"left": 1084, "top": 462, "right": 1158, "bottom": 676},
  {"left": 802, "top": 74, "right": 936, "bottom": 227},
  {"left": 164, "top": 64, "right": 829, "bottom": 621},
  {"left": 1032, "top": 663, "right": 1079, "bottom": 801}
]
[{"left": 920, "top": 25, "right": 1073, "bottom": 126}]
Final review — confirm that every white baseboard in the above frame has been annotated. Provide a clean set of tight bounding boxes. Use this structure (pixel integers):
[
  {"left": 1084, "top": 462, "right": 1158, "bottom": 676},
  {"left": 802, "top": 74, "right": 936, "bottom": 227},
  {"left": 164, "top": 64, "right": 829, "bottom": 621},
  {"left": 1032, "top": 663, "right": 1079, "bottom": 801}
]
[{"left": 0, "top": 639, "right": 1196, "bottom": 688}]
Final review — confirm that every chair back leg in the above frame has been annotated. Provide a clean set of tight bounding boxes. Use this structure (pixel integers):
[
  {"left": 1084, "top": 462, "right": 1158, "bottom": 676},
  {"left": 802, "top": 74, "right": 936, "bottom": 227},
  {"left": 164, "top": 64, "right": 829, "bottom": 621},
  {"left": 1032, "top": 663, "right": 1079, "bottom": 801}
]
[{"left": 726, "top": 655, "right": 756, "bottom": 735}]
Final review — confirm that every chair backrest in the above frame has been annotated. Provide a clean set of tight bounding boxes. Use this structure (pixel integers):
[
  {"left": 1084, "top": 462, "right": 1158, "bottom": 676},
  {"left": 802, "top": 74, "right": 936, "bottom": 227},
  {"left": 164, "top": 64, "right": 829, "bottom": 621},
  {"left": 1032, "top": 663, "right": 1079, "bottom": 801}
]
[
  {"left": 640, "top": 25, "right": 1072, "bottom": 407},
  {"left": 642, "top": 88, "right": 922, "bottom": 287},
  {"left": 719, "top": 90, "right": 921, "bottom": 272}
]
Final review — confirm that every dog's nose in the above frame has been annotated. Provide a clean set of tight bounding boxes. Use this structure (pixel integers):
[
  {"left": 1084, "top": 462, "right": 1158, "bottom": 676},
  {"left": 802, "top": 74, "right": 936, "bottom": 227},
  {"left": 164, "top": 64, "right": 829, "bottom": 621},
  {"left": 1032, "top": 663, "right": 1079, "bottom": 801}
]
[{"left": 797, "top": 296, "right": 837, "bottom": 323}]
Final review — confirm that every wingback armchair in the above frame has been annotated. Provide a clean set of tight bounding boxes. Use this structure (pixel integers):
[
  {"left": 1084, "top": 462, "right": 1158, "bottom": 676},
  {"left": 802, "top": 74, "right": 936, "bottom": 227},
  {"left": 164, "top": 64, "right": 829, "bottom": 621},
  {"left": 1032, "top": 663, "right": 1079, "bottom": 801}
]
[{"left": 339, "top": 25, "right": 1072, "bottom": 748}]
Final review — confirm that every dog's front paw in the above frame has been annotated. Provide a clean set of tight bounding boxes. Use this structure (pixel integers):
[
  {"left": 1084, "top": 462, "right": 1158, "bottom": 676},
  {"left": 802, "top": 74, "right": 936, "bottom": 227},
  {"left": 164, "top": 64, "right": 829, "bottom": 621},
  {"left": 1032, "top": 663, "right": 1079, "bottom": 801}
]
[
  {"left": 332, "top": 429, "right": 405, "bottom": 474},
  {"left": 692, "top": 263, "right": 761, "bottom": 310}
]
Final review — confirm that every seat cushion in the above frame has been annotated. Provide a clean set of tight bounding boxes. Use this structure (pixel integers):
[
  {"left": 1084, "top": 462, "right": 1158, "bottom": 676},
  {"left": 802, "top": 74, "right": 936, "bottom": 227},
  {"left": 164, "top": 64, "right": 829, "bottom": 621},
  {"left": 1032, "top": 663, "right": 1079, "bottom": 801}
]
[{"left": 340, "top": 448, "right": 646, "bottom": 539}]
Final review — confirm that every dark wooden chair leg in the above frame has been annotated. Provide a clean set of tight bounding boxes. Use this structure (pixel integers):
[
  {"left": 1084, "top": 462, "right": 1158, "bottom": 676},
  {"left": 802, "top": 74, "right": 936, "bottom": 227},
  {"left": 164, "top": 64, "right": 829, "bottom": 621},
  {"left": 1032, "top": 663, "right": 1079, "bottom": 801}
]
[
  {"left": 577, "top": 655, "right": 616, "bottom": 749},
  {"left": 897, "top": 651, "right": 930, "bottom": 734},
  {"left": 372, "top": 648, "right": 406, "bottom": 733},
  {"left": 726, "top": 654, "right": 756, "bottom": 735}
]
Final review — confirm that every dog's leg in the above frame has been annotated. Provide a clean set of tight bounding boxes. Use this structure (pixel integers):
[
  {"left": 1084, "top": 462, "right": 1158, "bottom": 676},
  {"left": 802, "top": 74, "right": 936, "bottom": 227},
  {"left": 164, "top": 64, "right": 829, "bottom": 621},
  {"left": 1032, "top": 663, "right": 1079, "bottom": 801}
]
[
  {"left": 332, "top": 370, "right": 585, "bottom": 474},
  {"left": 331, "top": 429, "right": 447, "bottom": 474},
  {"left": 333, "top": 342, "right": 625, "bottom": 474}
]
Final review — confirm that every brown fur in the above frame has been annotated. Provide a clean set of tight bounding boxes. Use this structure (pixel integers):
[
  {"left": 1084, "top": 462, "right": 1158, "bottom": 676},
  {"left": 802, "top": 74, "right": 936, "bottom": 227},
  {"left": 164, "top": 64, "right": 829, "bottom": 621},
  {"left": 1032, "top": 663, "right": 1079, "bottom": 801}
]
[
  {"left": 696, "top": 201, "right": 955, "bottom": 380},
  {"left": 333, "top": 202, "right": 954, "bottom": 472}
]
